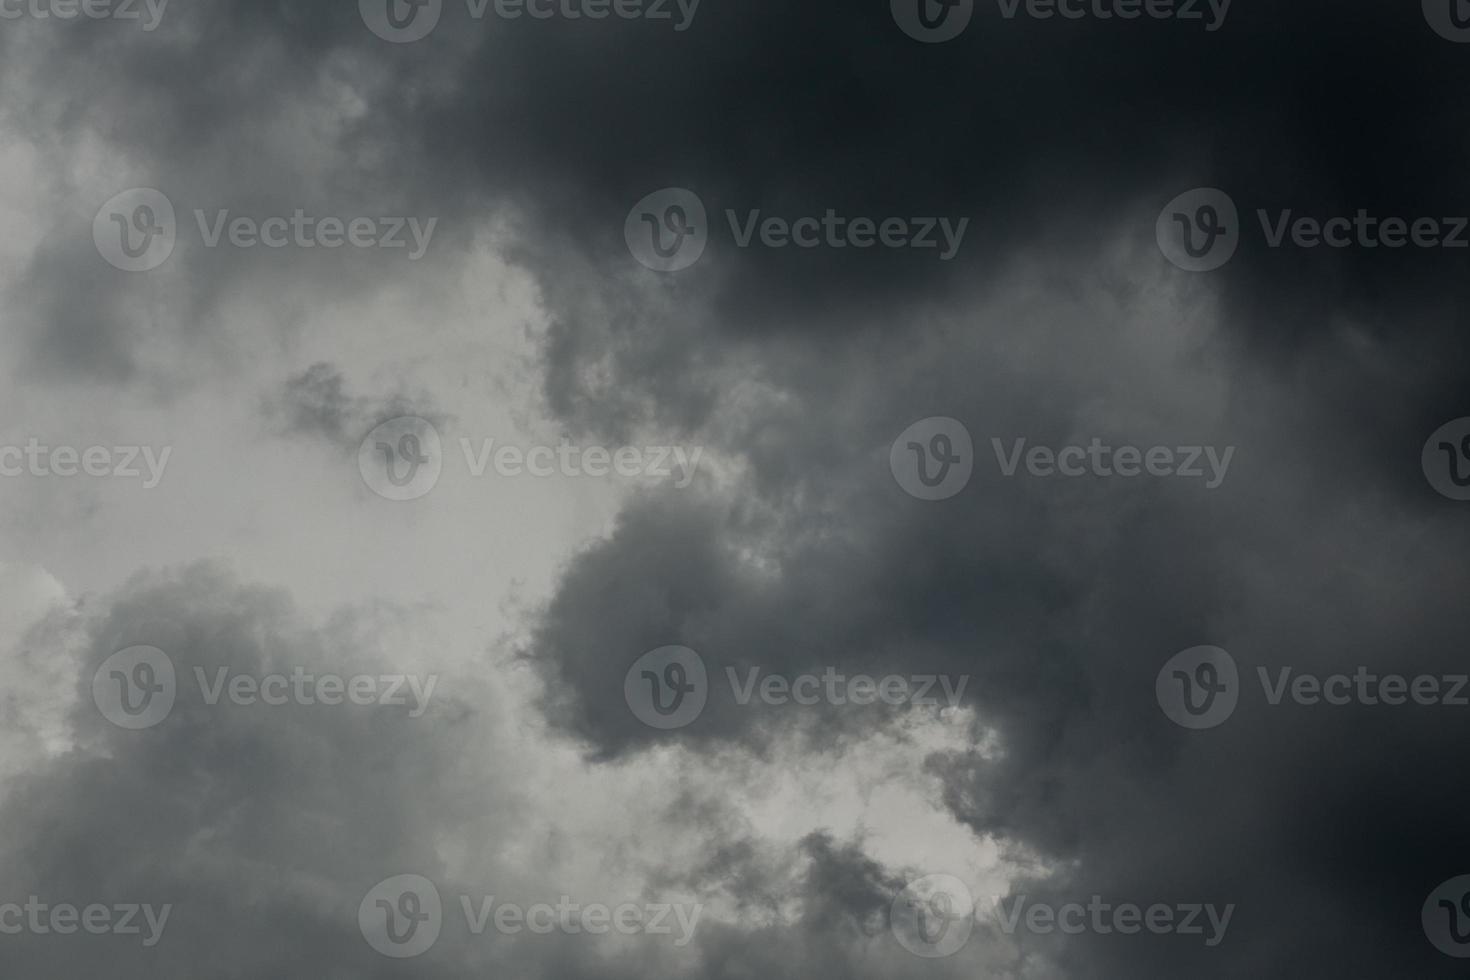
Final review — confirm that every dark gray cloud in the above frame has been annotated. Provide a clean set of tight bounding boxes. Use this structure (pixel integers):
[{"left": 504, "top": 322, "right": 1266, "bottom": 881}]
[
  {"left": 3, "top": 0, "right": 1468, "bottom": 977},
  {"left": 524, "top": 267, "right": 1470, "bottom": 978}
]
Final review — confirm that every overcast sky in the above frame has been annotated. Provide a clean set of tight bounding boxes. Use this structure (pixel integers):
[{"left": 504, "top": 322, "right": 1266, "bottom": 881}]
[{"left": 1, "top": 0, "right": 1469, "bottom": 976}]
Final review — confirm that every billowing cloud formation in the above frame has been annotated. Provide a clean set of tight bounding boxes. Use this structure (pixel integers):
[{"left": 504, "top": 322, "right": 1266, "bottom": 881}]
[{"left": 0, "top": 0, "right": 1467, "bottom": 977}]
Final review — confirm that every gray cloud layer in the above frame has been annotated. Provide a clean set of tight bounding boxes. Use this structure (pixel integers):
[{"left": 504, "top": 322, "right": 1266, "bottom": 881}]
[{"left": 2, "top": 0, "right": 1468, "bottom": 977}]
